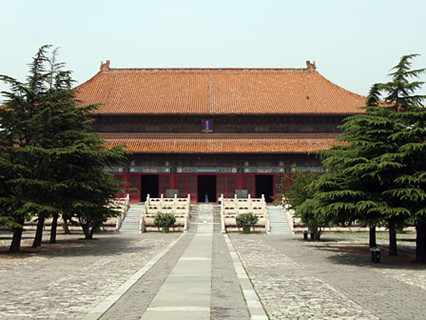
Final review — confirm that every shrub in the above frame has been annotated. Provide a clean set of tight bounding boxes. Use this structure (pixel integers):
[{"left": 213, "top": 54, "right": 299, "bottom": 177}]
[
  {"left": 236, "top": 213, "right": 259, "bottom": 227},
  {"left": 154, "top": 213, "right": 176, "bottom": 228}
]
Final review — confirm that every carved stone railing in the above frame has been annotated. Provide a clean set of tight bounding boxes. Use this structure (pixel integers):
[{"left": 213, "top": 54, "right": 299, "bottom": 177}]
[
  {"left": 140, "top": 194, "right": 191, "bottom": 232},
  {"left": 219, "top": 194, "right": 269, "bottom": 233}
]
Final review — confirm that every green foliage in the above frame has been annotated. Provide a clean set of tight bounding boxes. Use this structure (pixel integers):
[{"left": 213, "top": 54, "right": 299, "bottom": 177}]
[
  {"left": 275, "top": 169, "right": 326, "bottom": 239},
  {"left": 235, "top": 213, "right": 259, "bottom": 227},
  {"left": 316, "top": 54, "right": 426, "bottom": 257},
  {"left": 0, "top": 45, "right": 129, "bottom": 248},
  {"left": 276, "top": 170, "right": 319, "bottom": 209},
  {"left": 382, "top": 54, "right": 426, "bottom": 109},
  {"left": 154, "top": 213, "right": 176, "bottom": 228}
]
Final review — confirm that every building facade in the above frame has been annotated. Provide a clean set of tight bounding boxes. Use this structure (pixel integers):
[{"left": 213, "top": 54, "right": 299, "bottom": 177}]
[{"left": 76, "top": 61, "right": 365, "bottom": 203}]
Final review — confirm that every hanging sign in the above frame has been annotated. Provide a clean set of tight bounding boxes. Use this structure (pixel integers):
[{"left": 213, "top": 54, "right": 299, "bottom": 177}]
[{"left": 201, "top": 119, "right": 213, "bottom": 133}]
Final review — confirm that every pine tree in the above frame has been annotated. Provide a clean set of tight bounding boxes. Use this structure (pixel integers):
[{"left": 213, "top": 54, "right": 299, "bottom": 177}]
[
  {"left": 316, "top": 54, "right": 425, "bottom": 258},
  {"left": 0, "top": 45, "right": 128, "bottom": 251},
  {"left": 0, "top": 46, "right": 56, "bottom": 252},
  {"left": 385, "top": 106, "right": 426, "bottom": 262},
  {"left": 316, "top": 99, "right": 402, "bottom": 251},
  {"left": 379, "top": 54, "right": 426, "bottom": 262},
  {"left": 48, "top": 130, "right": 128, "bottom": 240}
]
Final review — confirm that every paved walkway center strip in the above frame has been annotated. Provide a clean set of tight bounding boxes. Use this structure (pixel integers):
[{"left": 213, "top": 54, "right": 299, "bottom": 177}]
[
  {"left": 141, "top": 204, "right": 214, "bottom": 320},
  {"left": 83, "top": 233, "right": 185, "bottom": 320},
  {"left": 224, "top": 234, "right": 269, "bottom": 320}
]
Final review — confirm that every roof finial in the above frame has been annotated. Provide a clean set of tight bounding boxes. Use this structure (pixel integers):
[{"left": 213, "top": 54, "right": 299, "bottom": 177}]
[
  {"left": 100, "top": 60, "right": 111, "bottom": 72},
  {"left": 306, "top": 60, "right": 316, "bottom": 71}
]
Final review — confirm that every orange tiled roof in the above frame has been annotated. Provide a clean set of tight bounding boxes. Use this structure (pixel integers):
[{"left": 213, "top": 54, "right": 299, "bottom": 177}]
[
  {"left": 103, "top": 133, "right": 342, "bottom": 154},
  {"left": 75, "top": 61, "right": 365, "bottom": 115}
]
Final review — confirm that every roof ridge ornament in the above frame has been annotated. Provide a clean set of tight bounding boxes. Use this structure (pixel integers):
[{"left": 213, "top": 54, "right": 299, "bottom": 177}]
[
  {"left": 306, "top": 60, "right": 316, "bottom": 71},
  {"left": 100, "top": 60, "right": 111, "bottom": 72}
]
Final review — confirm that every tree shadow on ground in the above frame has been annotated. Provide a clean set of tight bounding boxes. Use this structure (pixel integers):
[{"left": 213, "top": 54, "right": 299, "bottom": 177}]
[
  {"left": 300, "top": 237, "right": 426, "bottom": 270},
  {"left": 0, "top": 231, "right": 177, "bottom": 259}
]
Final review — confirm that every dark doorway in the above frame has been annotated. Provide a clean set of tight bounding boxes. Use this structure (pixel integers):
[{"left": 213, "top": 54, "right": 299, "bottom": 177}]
[
  {"left": 141, "top": 175, "right": 159, "bottom": 202},
  {"left": 255, "top": 175, "right": 274, "bottom": 202},
  {"left": 198, "top": 175, "right": 217, "bottom": 203}
]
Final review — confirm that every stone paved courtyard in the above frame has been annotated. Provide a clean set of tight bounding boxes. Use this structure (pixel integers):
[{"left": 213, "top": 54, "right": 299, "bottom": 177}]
[
  {"left": 1, "top": 227, "right": 425, "bottom": 319},
  {"left": 230, "top": 234, "right": 426, "bottom": 320},
  {"left": 0, "top": 232, "right": 180, "bottom": 319}
]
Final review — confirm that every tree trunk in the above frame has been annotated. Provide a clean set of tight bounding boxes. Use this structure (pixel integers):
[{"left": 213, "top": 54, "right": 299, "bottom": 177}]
[
  {"left": 369, "top": 226, "right": 377, "bottom": 248},
  {"left": 50, "top": 212, "right": 58, "bottom": 244},
  {"left": 81, "top": 224, "right": 92, "bottom": 240},
  {"left": 388, "top": 219, "right": 398, "bottom": 256},
  {"left": 89, "top": 226, "right": 95, "bottom": 239},
  {"left": 62, "top": 218, "right": 70, "bottom": 234},
  {"left": 32, "top": 214, "right": 45, "bottom": 248},
  {"left": 416, "top": 218, "right": 426, "bottom": 263},
  {"left": 9, "top": 215, "right": 25, "bottom": 253},
  {"left": 312, "top": 225, "right": 321, "bottom": 240}
]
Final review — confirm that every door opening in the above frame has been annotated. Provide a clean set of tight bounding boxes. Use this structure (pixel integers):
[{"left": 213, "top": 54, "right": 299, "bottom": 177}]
[
  {"left": 255, "top": 175, "right": 274, "bottom": 202},
  {"left": 141, "top": 175, "right": 159, "bottom": 202},
  {"left": 197, "top": 175, "right": 217, "bottom": 203}
]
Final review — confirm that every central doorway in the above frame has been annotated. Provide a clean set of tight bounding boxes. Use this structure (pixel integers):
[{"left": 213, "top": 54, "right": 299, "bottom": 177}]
[
  {"left": 141, "top": 174, "right": 159, "bottom": 202},
  {"left": 255, "top": 175, "right": 274, "bottom": 202},
  {"left": 198, "top": 175, "right": 217, "bottom": 203}
]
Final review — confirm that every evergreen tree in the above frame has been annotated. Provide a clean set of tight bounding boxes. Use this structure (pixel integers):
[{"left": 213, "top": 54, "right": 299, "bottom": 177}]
[
  {"left": 50, "top": 132, "right": 127, "bottom": 240},
  {"left": 315, "top": 54, "right": 425, "bottom": 257},
  {"left": 275, "top": 169, "right": 325, "bottom": 240},
  {"left": 337, "top": 103, "right": 407, "bottom": 254},
  {"left": 0, "top": 46, "right": 57, "bottom": 252},
  {"left": 379, "top": 54, "right": 426, "bottom": 261},
  {"left": 0, "top": 45, "right": 128, "bottom": 251},
  {"left": 385, "top": 106, "right": 426, "bottom": 262}
]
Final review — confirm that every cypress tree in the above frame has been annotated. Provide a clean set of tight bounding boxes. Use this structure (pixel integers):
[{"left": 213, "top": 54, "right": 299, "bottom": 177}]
[
  {"left": 0, "top": 46, "right": 57, "bottom": 252},
  {"left": 379, "top": 54, "right": 426, "bottom": 261},
  {"left": 0, "top": 45, "right": 128, "bottom": 251},
  {"left": 316, "top": 54, "right": 425, "bottom": 258},
  {"left": 316, "top": 99, "right": 401, "bottom": 251}
]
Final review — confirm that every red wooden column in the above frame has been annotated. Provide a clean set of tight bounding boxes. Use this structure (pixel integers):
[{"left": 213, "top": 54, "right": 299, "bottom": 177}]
[
  {"left": 129, "top": 173, "right": 141, "bottom": 203},
  {"left": 236, "top": 172, "right": 245, "bottom": 190},
  {"left": 123, "top": 171, "right": 131, "bottom": 188},
  {"left": 169, "top": 172, "right": 178, "bottom": 189}
]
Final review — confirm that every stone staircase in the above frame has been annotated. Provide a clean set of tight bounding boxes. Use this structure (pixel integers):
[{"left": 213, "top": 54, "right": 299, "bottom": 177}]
[
  {"left": 119, "top": 204, "right": 144, "bottom": 234},
  {"left": 267, "top": 205, "right": 291, "bottom": 235}
]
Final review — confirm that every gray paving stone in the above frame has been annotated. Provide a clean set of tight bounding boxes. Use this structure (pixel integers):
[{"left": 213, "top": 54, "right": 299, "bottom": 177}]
[
  {"left": 211, "top": 208, "right": 250, "bottom": 320},
  {"left": 2, "top": 214, "right": 426, "bottom": 320},
  {"left": 229, "top": 234, "right": 426, "bottom": 320},
  {"left": 100, "top": 232, "right": 194, "bottom": 320},
  {"left": 0, "top": 232, "right": 180, "bottom": 320}
]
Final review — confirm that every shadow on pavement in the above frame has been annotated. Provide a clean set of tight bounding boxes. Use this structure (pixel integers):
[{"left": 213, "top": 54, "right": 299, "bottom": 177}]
[
  {"left": 308, "top": 240, "right": 426, "bottom": 270},
  {"left": 0, "top": 232, "right": 168, "bottom": 259}
]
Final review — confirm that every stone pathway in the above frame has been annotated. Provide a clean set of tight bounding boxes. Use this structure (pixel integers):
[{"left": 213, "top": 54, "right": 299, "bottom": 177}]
[
  {"left": 1, "top": 216, "right": 426, "bottom": 319},
  {"left": 141, "top": 204, "right": 213, "bottom": 319},
  {"left": 101, "top": 204, "right": 250, "bottom": 320},
  {"left": 0, "top": 232, "right": 180, "bottom": 319},
  {"left": 230, "top": 234, "right": 426, "bottom": 320}
]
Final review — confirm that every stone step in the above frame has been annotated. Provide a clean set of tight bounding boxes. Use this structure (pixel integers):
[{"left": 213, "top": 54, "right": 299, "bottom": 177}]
[
  {"left": 119, "top": 205, "right": 144, "bottom": 234},
  {"left": 267, "top": 205, "right": 291, "bottom": 235}
]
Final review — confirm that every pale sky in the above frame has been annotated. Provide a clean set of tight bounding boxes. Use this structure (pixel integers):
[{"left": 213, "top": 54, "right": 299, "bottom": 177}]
[{"left": 1, "top": 0, "right": 425, "bottom": 98}]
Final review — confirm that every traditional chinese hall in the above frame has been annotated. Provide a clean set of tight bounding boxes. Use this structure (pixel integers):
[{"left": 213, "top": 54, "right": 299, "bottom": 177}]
[{"left": 76, "top": 61, "right": 364, "bottom": 203}]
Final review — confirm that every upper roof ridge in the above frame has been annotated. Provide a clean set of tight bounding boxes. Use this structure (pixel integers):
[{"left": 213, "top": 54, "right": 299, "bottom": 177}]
[{"left": 98, "top": 60, "right": 317, "bottom": 74}]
